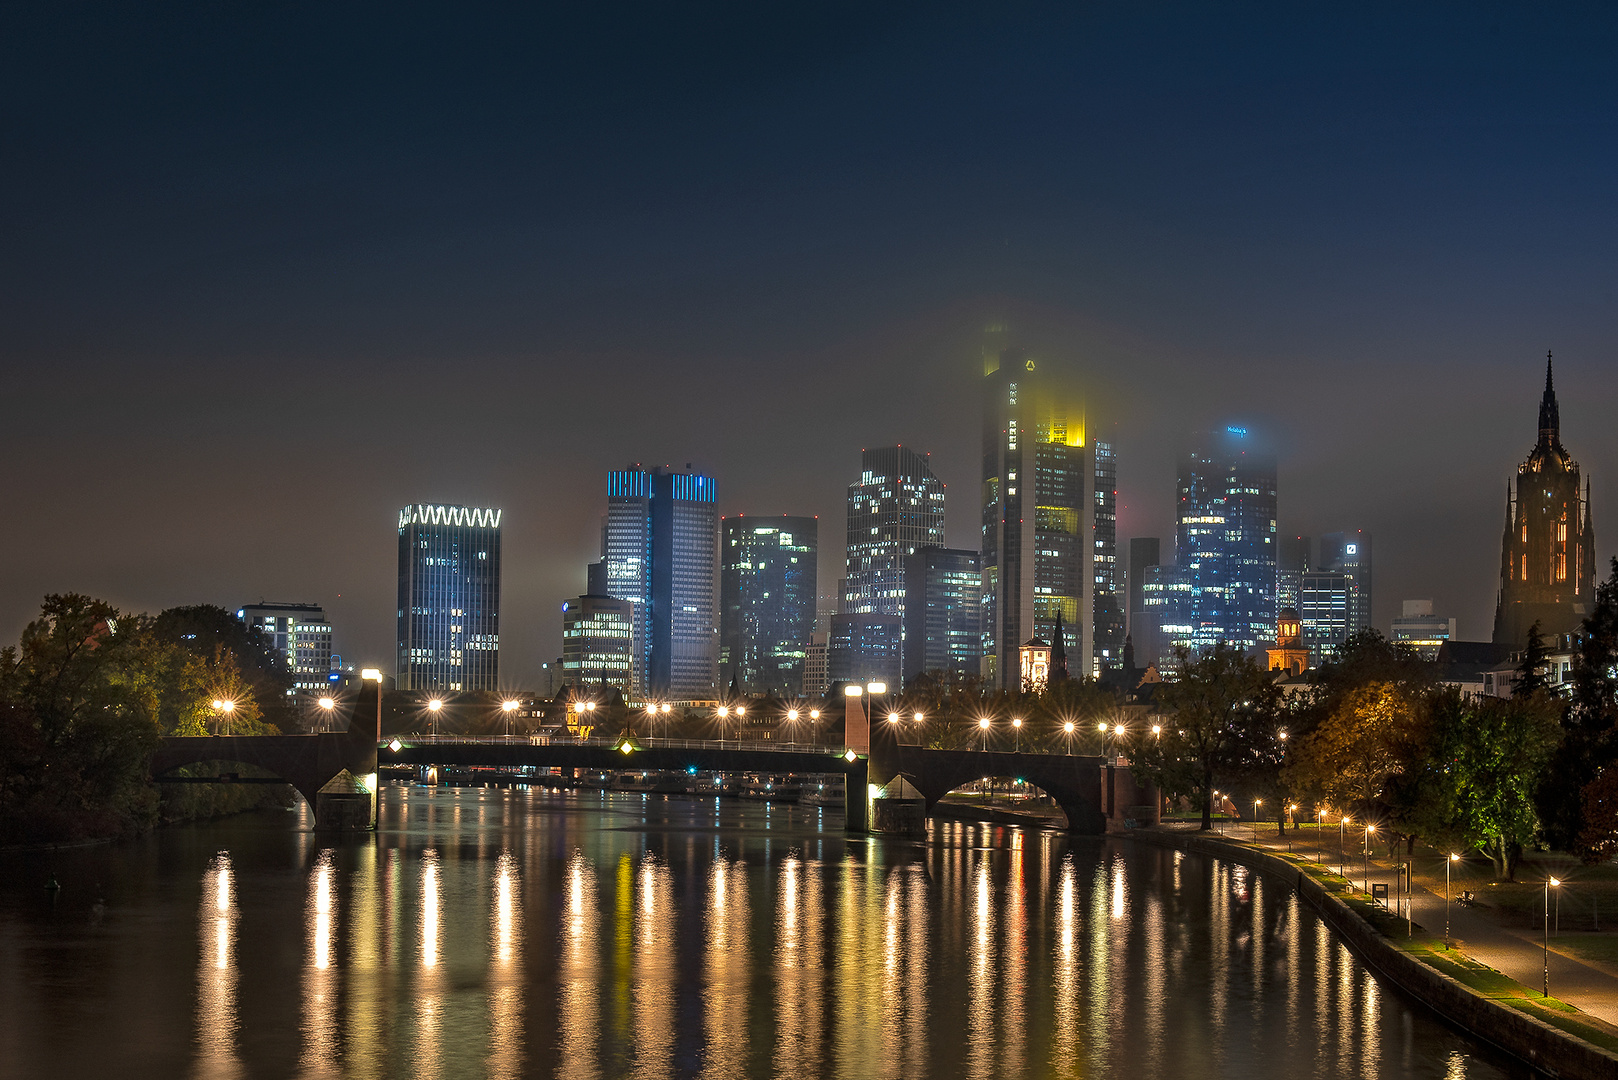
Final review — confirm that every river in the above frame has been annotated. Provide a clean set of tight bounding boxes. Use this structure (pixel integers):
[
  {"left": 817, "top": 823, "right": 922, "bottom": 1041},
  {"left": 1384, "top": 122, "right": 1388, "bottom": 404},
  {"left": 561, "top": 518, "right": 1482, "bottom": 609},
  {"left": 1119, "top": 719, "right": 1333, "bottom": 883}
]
[{"left": 0, "top": 783, "right": 1527, "bottom": 1078}]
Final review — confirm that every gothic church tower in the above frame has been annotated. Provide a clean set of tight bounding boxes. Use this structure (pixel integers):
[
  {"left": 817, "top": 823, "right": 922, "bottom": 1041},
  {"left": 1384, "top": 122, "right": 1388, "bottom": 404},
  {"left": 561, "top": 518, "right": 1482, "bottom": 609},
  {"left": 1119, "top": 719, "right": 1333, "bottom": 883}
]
[{"left": 1493, "top": 354, "right": 1596, "bottom": 646}]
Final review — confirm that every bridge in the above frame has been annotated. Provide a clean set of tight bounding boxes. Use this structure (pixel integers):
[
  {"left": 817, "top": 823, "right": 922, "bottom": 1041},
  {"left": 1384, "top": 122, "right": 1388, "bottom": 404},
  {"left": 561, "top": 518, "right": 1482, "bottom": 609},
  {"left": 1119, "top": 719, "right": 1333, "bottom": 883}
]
[{"left": 149, "top": 681, "right": 1152, "bottom": 833}]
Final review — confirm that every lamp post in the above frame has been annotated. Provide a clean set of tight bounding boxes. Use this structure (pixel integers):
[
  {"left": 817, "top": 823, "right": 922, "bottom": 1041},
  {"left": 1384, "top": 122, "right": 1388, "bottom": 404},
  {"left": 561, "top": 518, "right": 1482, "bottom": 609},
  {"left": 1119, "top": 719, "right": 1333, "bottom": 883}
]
[
  {"left": 1062, "top": 720, "right": 1075, "bottom": 755},
  {"left": 1364, "top": 823, "right": 1376, "bottom": 896},
  {"left": 1012, "top": 717, "right": 1023, "bottom": 753},
  {"left": 316, "top": 695, "right": 335, "bottom": 733},
  {"left": 979, "top": 716, "right": 992, "bottom": 752},
  {"left": 426, "top": 697, "right": 442, "bottom": 737},
  {"left": 1545, "top": 877, "right": 1561, "bottom": 997},
  {"left": 502, "top": 698, "right": 519, "bottom": 738},
  {"left": 716, "top": 705, "right": 730, "bottom": 745},
  {"left": 212, "top": 698, "right": 236, "bottom": 736},
  {"left": 1339, "top": 815, "right": 1349, "bottom": 879},
  {"left": 809, "top": 708, "right": 821, "bottom": 746},
  {"left": 1446, "top": 853, "right": 1460, "bottom": 943},
  {"left": 1213, "top": 790, "right": 1223, "bottom": 835},
  {"left": 1252, "top": 798, "right": 1262, "bottom": 843}
]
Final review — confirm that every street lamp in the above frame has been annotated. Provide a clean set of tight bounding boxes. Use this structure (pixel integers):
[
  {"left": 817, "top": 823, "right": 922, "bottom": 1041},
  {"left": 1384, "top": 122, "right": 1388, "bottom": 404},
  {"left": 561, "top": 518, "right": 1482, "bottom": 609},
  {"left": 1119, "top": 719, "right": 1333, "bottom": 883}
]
[
  {"left": 1364, "top": 823, "right": 1376, "bottom": 895},
  {"left": 502, "top": 698, "right": 519, "bottom": 738},
  {"left": 212, "top": 698, "right": 236, "bottom": 736},
  {"left": 1012, "top": 717, "right": 1023, "bottom": 753},
  {"left": 1339, "top": 815, "right": 1350, "bottom": 879},
  {"left": 1545, "top": 877, "right": 1562, "bottom": 996},
  {"left": 426, "top": 697, "right": 443, "bottom": 736},
  {"left": 809, "top": 707, "right": 821, "bottom": 746},
  {"left": 1252, "top": 798, "right": 1262, "bottom": 842},
  {"left": 316, "top": 696, "right": 335, "bottom": 733},
  {"left": 1062, "top": 720, "right": 1075, "bottom": 755},
  {"left": 978, "top": 716, "right": 992, "bottom": 752}
]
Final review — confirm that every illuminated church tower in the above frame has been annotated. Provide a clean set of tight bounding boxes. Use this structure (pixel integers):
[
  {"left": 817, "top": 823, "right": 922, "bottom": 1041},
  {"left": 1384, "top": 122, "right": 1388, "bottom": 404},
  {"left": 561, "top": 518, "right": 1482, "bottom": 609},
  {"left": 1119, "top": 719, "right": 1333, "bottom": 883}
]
[{"left": 1493, "top": 354, "right": 1596, "bottom": 647}]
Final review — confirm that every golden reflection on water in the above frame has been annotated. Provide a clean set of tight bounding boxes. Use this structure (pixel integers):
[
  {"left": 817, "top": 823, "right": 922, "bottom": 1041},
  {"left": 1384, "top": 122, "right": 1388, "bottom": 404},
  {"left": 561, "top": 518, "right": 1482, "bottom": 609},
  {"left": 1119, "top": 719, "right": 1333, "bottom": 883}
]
[
  {"left": 701, "top": 857, "right": 750, "bottom": 1078},
  {"left": 773, "top": 855, "right": 824, "bottom": 1079},
  {"left": 631, "top": 855, "right": 675, "bottom": 1080},
  {"left": 558, "top": 850, "right": 601, "bottom": 1080},
  {"left": 193, "top": 852, "right": 241, "bottom": 1080},
  {"left": 299, "top": 850, "right": 339, "bottom": 1078},
  {"left": 965, "top": 853, "right": 995, "bottom": 1079},
  {"left": 1051, "top": 857, "right": 1079, "bottom": 1078},
  {"left": 415, "top": 849, "right": 444, "bottom": 1080},
  {"left": 487, "top": 851, "right": 523, "bottom": 1080}
]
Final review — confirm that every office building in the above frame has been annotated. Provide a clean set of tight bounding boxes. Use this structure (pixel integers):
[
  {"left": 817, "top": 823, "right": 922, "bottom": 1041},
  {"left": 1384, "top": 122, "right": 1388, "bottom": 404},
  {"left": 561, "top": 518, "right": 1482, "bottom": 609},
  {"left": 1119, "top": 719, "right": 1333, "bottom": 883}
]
[
  {"left": 719, "top": 515, "right": 818, "bottom": 695},
  {"left": 1392, "top": 600, "right": 1457, "bottom": 661},
  {"left": 238, "top": 602, "right": 333, "bottom": 696},
  {"left": 1136, "top": 563, "right": 1192, "bottom": 667},
  {"left": 396, "top": 504, "right": 501, "bottom": 692},
  {"left": 801, "top": 633, "right": 830, "bottom": 696},
  {"left": 841, "top": 446, "right": 945, "bottom": 615},
  {"left": 560, "top": 594, "right": 637, "bottom": 693},
  {"left": 602, "top": 466, "right": 720, "bottom": 701},
  {"left": 1176, "top": 427, "right": 1278, "bottom": 654},
  {"left": 901, "top": 547, "right": 982, "bottom": 682},
  {"left": 981, "top": 349, "right": 1089, "bottom": 689},
  {"left": 1494, "top": 356, "right": 1597, "bottom": 647},
  {"left": 1278, "top": 535, "right": 1311, "bottom": 614},
  {"left": 1319, "top": 530, "right": 1373, "bottom": 635},
  {"left": 1298, "top": 571, "right": 1351, "bottom": 661},
  {"left": 827, "top": 612, "right": 901, "bottom": 688},
  {"left": 1092, "top": 439, "right": 1123, "bottom": 675},
  {"left": 1126, "top": 537, "right": 1161, "bottom": 636}
]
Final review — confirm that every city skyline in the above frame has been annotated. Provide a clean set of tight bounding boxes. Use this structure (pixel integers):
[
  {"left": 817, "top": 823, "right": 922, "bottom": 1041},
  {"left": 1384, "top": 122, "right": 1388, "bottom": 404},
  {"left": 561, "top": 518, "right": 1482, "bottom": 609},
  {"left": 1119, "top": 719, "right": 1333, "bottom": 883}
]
[{"left": 5, "top": 6, "right": 1618, "bottom": 685}]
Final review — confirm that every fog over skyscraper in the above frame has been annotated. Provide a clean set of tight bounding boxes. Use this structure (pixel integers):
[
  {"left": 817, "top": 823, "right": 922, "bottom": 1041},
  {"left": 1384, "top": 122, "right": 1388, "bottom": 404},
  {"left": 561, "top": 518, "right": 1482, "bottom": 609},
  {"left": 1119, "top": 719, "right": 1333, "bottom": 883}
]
[
  {"left": 396, "top": 503, "right": 501, "bottom": 692},
  {"left": 719, "top": 515, "right": 818, "bottom": 695},
  {"left": 1177, "top": 427, "right": 1277, "bottom": 654}
]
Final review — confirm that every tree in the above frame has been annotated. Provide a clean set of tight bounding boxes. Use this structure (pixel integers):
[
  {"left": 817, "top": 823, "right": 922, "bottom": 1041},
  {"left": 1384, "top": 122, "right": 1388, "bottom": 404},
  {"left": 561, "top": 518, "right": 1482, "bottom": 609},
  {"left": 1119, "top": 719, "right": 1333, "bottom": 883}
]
[
  {"left": 1286, "top": 681, "right": 1415, "bottom": 818},
  {"left": 1514, "top": 621, "right": 1553, "bottom": 698},
  {"left": 1540, "top": 558, "right": 1618, "bottom": 851},
  {"left": 1130, "top": 644, "right": 1283, "bottom": 830},
  {"left": 1577, "top": 767, "right": 1618, "bottom": 865},
  {"left": 1441, "top": 692, "right": 1561, "bottom": 879}
]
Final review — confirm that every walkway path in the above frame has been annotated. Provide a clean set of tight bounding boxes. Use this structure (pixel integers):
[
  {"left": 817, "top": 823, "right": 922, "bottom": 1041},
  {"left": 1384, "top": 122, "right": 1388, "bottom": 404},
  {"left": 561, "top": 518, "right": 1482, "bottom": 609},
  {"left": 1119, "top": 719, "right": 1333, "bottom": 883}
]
[{"left": 1163, "top": 821, "right": 1618, "bottom": 1028}]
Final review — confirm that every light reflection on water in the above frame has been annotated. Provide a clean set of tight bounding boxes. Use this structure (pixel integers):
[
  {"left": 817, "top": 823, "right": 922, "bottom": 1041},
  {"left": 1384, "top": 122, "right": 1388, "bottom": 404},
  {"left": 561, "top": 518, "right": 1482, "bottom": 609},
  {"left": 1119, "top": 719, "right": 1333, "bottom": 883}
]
[{"left": 0, "top": 786, "right": 1532, "bottom": 1079}]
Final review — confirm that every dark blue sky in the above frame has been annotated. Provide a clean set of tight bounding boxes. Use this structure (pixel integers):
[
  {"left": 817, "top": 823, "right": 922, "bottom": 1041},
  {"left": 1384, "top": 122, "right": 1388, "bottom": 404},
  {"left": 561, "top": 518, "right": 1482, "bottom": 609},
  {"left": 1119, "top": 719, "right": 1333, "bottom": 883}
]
[{"left": 4, "top": 2, "right": 1617, "bottom": 682}]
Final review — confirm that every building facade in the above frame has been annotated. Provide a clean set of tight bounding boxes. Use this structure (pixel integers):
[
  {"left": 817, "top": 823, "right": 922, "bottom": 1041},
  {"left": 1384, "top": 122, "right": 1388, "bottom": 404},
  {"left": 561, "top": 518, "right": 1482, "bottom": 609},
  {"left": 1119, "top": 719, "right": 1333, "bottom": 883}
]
[
  {"left": 1493, "top": 357, "right": 1597, "bottom": 647},
  {"left": 981, "top": 350, "right": 1089, "bottom": 689},
  {"left": 396, "top": 504, "right": 501, "bottom": 692},
  {"left": 1092, "top": 439, "right": 1123, "bottom": 675},
  {"left": 901, "top": 547, "right": 982, "bottom": 682},
  {"left": 561, "top": 594, "right": 637, "bottom": 693},
  {"left": 827, "top": 612, "right": 901, "bottom": 688},
  {"left": 719, "top": 515, "right": 818, "bottom": 695},
  {"left": 1298, "top": 571, "right": 1350, "bottom": 661},
  {"left": 603, "top": 466, "right": 720, "bottom": 701},
  {"left": 841, "top": 446, "right": 945, "bottom": 615},
  {"left": 238, "top": 602, "right": 333, "bottom": 696},
  {"left": 1277, "top": 535, "right": 1312, "bottom": 614},
  {"left": 1126, "top": 537, "right": 1161, "bottom": 638},
  {"left": 1319, "top": 530, "right": 1372, "bottom": 636},
  {"left": 1176, "top": 427, "right": 1278, "bottom": 655},
  {"left": 1391, "top": 599, "right": 1456, "bottom": 660}
]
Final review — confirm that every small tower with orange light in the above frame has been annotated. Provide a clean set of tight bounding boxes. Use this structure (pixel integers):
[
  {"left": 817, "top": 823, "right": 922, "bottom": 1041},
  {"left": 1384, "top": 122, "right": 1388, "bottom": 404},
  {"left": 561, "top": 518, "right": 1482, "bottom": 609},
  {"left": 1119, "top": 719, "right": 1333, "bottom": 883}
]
[{"left": 1266, "top": 608, "right": 1310, "bottom": 676}]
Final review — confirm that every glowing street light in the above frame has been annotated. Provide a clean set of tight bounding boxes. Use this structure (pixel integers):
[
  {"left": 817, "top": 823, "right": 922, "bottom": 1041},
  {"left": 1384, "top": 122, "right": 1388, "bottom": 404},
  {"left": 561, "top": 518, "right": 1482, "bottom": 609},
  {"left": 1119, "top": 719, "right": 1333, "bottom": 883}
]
[
  {"left": 316, "top": 695, "right": 336, "bottom": 733},
  {"left": 1446, "top": 853, "right": 1460, "bottom": 942},
  {"left": 1364, "top": 823, "right": 1376, "bottom": 895},
  {"left": 502, "top": 698, "right": 519, "bottom": 737},
  {"left": 978, "top": 716, "right": 991, "bottom": 752},
  {"left": 426, "top": 697, "right": 443, "bottom": 736},
  {"left": 1252, "top": 798, "right": 1262, "bottom": 841},
  {"left": 1545, "top": 877, "right": 1562, "bottom": 997},
  {"left": 1012, "top": 716, "right": 1023, "bottom": 753},
  {"left": 887, "top": 711, "right": 901, "bottom": 725},
  {"left": 318, "top": 696, "right": 335, "bottom": 710},
  {"left": 1062, "top": 720, "right": 1075, "bottom": 755}
]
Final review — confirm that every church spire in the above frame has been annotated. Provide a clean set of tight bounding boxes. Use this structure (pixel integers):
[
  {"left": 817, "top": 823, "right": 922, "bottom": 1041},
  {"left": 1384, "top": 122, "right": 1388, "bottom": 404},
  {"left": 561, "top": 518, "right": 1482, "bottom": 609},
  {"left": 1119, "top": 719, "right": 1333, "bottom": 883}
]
[
  {"left": 1538, "top": 350, "right": 1560, "bottom": 448},
  {"left": 1050, "top": 609, "right": 1069, "bottom": 682}
]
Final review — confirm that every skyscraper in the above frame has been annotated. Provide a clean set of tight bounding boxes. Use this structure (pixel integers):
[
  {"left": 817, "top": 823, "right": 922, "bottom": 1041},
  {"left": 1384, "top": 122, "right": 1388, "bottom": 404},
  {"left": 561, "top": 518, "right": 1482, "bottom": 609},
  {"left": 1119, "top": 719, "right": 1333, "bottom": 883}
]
[
  {"left": 1494, "top": 356, "right": 1596, "bottom": 647},
  {"left": 396, "top": 504, "right": 501, "bottom": 692},
  {"left": 1176, "top": 427, "right": 1278, "bottom": 654},
  {"left": 1319, "top": 530, "right": 1372, "bottom": 636},
  {"left": 981, "top": 350, "right": 1089, "bottom": 689},
  {"left": 1277, "top": 535, "right": 1312, "bottom": 614},
  {"left": 1092, "top": 439, "right": 1123, "bottom": 675},
  {"left": 603, "top": 466, "right": 720, "bottom": 701},
  {"left": 841, "top": 446, "right": 945, "bottom": 615},
  {"left": 1298, "top": 570, "right": 1350, "bottom": 661},
  {"left": 719, "top": 515, "right": 818, "bottom": 695},
  {"left": 238, "top": 602, "right": 333, "bottom": 697},
  {"left": 1126, "top": 536, "right": 1161, "bottom": 636},
  {"left": 561, "top": 594, "right": 636, "bottom": 693},
  {"left": 901, "top": 547, "right": 982, "bottom": 682}
]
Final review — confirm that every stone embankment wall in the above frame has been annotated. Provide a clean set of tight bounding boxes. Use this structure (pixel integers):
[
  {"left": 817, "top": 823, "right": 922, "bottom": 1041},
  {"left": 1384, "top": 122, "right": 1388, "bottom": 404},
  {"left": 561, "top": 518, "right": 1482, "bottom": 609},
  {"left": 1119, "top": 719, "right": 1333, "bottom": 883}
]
[{"left": 1129, "top": 829, "right": 1618, "bottom": 1080}]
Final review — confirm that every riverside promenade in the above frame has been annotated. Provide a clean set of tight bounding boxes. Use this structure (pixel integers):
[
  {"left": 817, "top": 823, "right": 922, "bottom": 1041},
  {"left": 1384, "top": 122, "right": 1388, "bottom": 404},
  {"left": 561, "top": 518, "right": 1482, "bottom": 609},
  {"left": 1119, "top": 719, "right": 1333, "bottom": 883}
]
[{"left": 1152, "top": 819, "right": 1618, "bottom": 1032}]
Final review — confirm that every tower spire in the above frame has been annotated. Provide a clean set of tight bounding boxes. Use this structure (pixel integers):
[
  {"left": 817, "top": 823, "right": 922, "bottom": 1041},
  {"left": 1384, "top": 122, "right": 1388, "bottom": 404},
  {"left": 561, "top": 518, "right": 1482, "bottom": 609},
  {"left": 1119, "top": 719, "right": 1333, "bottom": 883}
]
[{"left": 1538, "top": 350, "right": 1560, "bottom": 447}]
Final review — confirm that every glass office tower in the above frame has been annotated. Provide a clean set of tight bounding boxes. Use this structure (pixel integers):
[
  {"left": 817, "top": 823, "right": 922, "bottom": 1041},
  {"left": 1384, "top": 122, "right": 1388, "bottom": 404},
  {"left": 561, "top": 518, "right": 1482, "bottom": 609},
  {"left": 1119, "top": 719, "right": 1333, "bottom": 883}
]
[
  {"left": 561, "top": 594, "right": 637, "bottom": 692},
  {"left": 719, "top": 515, "right": 818, "bottom": 695},
  {"left": 603, "top": 466, "right": 719, "bottom": 701},
  {"left": 397, "top": 504, "right": 501, "bottom": 692},
  {"left": 1092, "top": 439, "right": 1123, "bottom": 675},
  {"left": 238, "top": 602, "right": 333, "bottom": 697},
  {"left": 982, "top": 350, "right": 1088, "bottom": 689},
  {"left": 1176, "top": 428, "right": 1278, "bottom": 654},
  {"left": 901, "top": 547, "right": 982, "bottom": 682},
  {"left": 841, "top": 446, "right": 945, "bottom": 615}
]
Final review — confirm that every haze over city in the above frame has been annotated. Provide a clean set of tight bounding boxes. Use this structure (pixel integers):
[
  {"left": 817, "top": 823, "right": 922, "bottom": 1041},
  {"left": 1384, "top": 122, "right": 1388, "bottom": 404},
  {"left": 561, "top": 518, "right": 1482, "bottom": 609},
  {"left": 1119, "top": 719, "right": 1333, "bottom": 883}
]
[{"left": 5, "top": 2, "right": 1618, "bottom": 685}]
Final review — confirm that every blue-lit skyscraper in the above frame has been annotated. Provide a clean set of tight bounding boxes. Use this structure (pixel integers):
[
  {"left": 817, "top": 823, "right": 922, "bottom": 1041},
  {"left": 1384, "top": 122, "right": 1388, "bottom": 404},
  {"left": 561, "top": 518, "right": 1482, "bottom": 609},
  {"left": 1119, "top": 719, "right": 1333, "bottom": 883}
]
[
  {"left": 603, "top": 466, "right": 720, "bottom": 701},
  {"left": 902, "top": 547, "right": 982, "bottom": 682},
  {"left": 397, "top": 504, "right": 502, "bottom": 692},
  {"left": 1092, "top": 439, "right": 1123, "bottom": 675},
  {"left": 719, "top": 515, "right": 818, "bottom": 695},
  {"left": 1176, "top": 428, "right": 1278, "bottom": 654}
]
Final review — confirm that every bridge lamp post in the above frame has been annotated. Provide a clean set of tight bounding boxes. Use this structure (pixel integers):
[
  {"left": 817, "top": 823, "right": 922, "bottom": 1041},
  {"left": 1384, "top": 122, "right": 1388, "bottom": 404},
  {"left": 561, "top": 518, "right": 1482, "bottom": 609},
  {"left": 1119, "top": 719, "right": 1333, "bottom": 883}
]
[
  {"left": 316, "top": 696, "right": 335, "bottom": 733},
  {"left": 978, "top": 716, "right": 992, "bottom": 752},
  {"left": 212, "top": 698, "right": 235, "bottom": 736},
  {"left": 716, "top": 705, "right": 731, "bottom": 744},
  {"left": 426, "top": 698, "right": 444, "bottom": 736},
  {"left": 809, "top": 708, "right": 821, "bottom": 746},
  {"left": 786, "top": 708, "right": 799, "bottom": 742},
  {"left": 1062, "top": 720, "right": 1075, "bottom": 754},
  {"left": 1012, "top": 717, "right": 1023, "bottom": 753},
  {"left": 502, "top": 699, "right": 519, "bottom": 738}
]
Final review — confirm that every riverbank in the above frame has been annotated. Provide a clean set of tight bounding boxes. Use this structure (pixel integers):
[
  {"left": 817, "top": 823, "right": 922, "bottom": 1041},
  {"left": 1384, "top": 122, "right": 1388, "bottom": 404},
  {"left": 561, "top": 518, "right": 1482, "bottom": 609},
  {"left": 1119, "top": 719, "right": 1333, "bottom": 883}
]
[{"left": 1128, "top": 825, "right": 1618, "bottom": 1080}]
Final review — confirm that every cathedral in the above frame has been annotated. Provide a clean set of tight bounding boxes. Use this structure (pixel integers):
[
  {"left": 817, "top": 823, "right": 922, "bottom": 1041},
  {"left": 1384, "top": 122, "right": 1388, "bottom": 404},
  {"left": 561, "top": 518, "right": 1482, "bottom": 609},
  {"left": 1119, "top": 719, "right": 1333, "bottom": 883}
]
[{"left": 1493, "top": 355, "right": 1596, "bottom": 647}]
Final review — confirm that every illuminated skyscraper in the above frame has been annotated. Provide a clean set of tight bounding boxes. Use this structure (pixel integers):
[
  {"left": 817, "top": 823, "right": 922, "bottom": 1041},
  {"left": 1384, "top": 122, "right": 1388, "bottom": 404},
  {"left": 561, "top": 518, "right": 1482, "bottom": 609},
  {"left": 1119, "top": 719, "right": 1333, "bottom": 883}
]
[
  {"left": 1494, "top": 356, "right": 1596, "bottom": 647},
  {"left": 841, "top": 446, "right": 945, "bottom": 615},
  {"left": 1176, "top": 428, "right": 1278, "bottom": 654},
  {"left": 1092, "top": 439, "right": 1123, "bottom": 675},
  {"left": 238, "top": 602, "right": 333, "bottom": 697},
  {"left": 981, "top": 350, "right": 1088, "bottom": 689},
  {"left": 561, "top": 594, "right": 636, "bottom": 693},
  {"left": 396, "top": 504, "right": 501, "bottom": 692},
  {"left": 603, "top": 466, "right": 719, "bottom": 701},
  {"left": 719, "top": 515, "right": 818, "bottom": 695},
  {"left": 902, "top": 547, "right": 982, "bottom": 682}
]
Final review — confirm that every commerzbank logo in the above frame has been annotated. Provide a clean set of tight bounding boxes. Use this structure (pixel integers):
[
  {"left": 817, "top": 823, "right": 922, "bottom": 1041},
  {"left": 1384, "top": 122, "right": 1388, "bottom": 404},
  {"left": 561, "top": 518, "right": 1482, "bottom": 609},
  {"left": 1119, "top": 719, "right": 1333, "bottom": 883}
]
[{"left": 399, "top": 505, "right": 502, "bottom": 529}]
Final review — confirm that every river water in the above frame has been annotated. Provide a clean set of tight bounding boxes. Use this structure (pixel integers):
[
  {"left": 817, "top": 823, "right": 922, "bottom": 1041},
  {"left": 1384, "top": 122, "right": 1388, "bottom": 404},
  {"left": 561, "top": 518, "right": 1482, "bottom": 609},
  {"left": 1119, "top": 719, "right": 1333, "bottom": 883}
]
[{"left": 0, "top": 784, "right": 1526, "bottom": 1079}]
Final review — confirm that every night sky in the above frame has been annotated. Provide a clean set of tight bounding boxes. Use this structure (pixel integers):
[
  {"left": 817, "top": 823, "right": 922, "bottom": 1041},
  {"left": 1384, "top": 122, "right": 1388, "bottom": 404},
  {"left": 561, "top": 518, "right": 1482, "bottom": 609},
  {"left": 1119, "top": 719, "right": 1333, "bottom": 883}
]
[{"left": 5, "top": 2, "right": 1618, "bottom": 686}]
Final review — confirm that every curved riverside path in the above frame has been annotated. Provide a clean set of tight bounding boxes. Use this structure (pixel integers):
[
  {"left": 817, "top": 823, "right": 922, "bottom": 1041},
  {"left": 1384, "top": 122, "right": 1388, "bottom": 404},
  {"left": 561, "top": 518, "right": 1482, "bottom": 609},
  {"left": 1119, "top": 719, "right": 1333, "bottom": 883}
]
[{"left": 1185, "top": 821, "right": 1618, "bottom": 1028}]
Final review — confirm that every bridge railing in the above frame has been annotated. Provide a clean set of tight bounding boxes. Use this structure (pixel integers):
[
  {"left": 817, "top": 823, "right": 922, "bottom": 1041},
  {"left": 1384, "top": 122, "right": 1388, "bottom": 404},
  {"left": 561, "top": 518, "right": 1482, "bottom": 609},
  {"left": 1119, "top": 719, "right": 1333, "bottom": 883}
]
[{"left": 390, "top": 734, "right": 851, "bottom": 755}]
